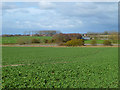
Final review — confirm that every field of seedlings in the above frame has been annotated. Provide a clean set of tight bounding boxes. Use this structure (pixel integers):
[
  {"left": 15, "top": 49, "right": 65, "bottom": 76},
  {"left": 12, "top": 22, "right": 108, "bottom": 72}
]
[{"left": 2, "top": 47, "right": 118, "bottom": 88}]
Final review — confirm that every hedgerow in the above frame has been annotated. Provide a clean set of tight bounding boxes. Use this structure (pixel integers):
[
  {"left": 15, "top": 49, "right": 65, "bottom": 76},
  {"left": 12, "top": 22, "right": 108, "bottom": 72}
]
[
  {"left": 31, "top": 38, "right": 41, "bottom": 43},
  {"left": 91, "top": 39, "right": 97, "bottom": 46},
  {"left": 103, "top": 40, "right": 112, "bottom": 46}
]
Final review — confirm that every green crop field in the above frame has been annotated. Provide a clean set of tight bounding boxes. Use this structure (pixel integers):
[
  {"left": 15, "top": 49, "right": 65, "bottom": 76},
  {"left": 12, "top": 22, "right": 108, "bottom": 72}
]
[
  {"left": 84, "top": 40, "right": 118, "bottom": 44},
  {"left": 2, "top": 47, "right": 118, "bottom": 88},
  {"left": 84, "top": 40, "right": 104, "bottom": 44},
  {"left": 2, "top": 36, "right": 52, "bottom": 44}
]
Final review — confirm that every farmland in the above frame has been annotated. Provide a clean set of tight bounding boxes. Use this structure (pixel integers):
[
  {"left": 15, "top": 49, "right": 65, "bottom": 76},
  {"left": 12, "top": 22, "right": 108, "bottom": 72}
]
[
  {"left": 85, "top": 40, "right": 104, "bottom": 44},
  {"left": 1, "top": 36, "right": 117, "bottom": 45},
  {"left": 2, "top": 36, "right": 52, "bottom": 44},
  {"left": 2, "top": 47, "right": 118, "bottom": 88}
]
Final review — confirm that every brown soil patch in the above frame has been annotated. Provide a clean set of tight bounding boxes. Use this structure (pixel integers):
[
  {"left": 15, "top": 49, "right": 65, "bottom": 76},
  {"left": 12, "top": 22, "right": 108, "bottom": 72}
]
[
  {"left": 2, "top": 45, "right": 119, "bottom": 47},
  {"left": 1, "top": 64, "right": 30, "bottom": 67}
]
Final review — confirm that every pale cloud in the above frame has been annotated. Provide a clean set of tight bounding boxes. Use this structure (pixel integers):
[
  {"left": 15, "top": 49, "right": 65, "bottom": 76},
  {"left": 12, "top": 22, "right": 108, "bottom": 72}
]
[
  {"left": 24, "top": 21, "right": 30, "bottom": 24},
  {"left": 10, "top": 17, "right": 83, "bottom": 30},
  {"left": 38, "top": 1, "right": 56, "bottom": 9},
  {"left": 16, "top": 21, "right": 20, "bottom": 24},
  {"left": 5, "top": 8, "right": 38, "bottom": 14},
  {"left": 75, "top": 2, "right": 98, "bottom": 9}
]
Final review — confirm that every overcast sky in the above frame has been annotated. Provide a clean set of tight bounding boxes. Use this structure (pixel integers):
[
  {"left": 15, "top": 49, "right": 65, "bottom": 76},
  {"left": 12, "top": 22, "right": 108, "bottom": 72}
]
[{"left": 2, "top": 2, "right": 118, "bottom": 34}]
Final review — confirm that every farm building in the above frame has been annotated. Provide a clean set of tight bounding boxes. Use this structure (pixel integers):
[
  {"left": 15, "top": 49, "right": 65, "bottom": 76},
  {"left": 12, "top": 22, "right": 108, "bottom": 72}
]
[{"left": 82, "top": 37, "right": 91, "bottom": 40}]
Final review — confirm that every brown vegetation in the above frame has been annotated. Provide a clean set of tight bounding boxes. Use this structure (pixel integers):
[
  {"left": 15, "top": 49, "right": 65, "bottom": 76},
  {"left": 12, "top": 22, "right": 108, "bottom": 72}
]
[{"left": 52, "top": 33, "right": 82, "bottom": 43}]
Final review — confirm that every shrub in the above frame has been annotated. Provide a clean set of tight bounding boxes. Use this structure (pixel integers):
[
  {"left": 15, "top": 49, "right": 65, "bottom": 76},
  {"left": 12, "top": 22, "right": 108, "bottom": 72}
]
[
  {"left": 17, "top": 38, "right": 31, "bottom": 45},
  {"left": 48, "top": 39, "right": 55, "bottom": 43},
  {"left": 103, "top": 40, "right": 112, "bottom": 46},
  {"left": 58, "top": 43, "right": 66, "bottom": 46},
  {"left": 51, "top": 39, "right": 55, "bottom": 43},
  {"left": 31, "top": 38, "right": 40, "bottom": 43},
  {"left": 52, "top": 33, "right": 82, "bottom": 43},
  {"left": 43, "top": 39, "right": 48, "bottom": 43},
  {"left": 52, "top": 34, "right": 65, "bottom": 43},
  {"left": 91, "top": 40, "right": 97, "bottom": 46},
  {"left": 94, "top": 37, "right": 98, "bottom": 40},
  {"left": 17, "top": 38, "right": 25, "bottom": 45},
  {"left": 65, "top": 39, "right": 84, "bottom": 46}
]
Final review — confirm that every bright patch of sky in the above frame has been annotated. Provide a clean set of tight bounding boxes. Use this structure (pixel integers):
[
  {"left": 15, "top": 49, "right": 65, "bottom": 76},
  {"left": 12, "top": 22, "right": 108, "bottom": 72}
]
[{"left": 2, "top": 2, "right": 118, "bottom": 34}]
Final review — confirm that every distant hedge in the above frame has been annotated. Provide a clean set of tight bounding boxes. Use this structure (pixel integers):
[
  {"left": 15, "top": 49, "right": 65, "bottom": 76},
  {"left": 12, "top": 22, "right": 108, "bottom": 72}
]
[
  {"left": 103, "top": 40, "right": 112, "bottom": 46},
  {"left": 17, "top": 38, "right": 31, "bottom": 45},
  {"left": 17, "top": 38, "right": 41, "bottom": 44},
  {"left": 31, "top": 38, "right": 41, "bottom": 43},
  {"left": 43, "top": 39, "right": 48, "bottom": 43},
  {"left": 91, "top": 40, "right": 97, "bottom": 46}
]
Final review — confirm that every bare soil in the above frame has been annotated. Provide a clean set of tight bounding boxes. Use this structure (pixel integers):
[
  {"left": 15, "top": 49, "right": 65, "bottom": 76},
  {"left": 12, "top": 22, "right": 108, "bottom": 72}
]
[
  {"left": 1, "top": 45, "right": 119, "bottom": 47},
  {"left": 0, "top": 64, "right": 30, "bottom": 67}
]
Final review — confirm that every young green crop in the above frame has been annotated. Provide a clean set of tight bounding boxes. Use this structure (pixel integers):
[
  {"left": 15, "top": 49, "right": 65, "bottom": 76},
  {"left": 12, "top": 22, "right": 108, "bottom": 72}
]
[{"left": 2, "top": 47, "right": 118, "bottom": 88}]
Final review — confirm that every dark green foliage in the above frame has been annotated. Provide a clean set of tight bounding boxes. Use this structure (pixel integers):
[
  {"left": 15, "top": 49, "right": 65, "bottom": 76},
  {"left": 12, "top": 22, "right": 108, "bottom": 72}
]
[
  {"left": 43, "top": 39, "right": 48, "bottom": 43},
  {"left": 48, "top": 39, "right": 55, "bottom": 43},
  {"left": 103, "top": 40, "right": 112, "bottom": 46},
  {"left": 91, "top": 39, "right": 97, "bottom": 46},
  {"left": 31, "top": 38, "right": 40, "bottom": 43},
  {"left": 58, "top": 43, "right": 66, "bottom": 46}
]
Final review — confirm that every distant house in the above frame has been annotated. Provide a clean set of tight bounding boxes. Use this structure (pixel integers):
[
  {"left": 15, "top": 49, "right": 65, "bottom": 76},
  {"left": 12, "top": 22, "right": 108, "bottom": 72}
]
[
  {"left": 83, "top": 34, "right": 87, "bottom": 37},
  {"left": 82, "top": 34, "right": 91, "bottom": 40},
  {"left": 82, "top": 37, "right": 91, "bottom": 40}
]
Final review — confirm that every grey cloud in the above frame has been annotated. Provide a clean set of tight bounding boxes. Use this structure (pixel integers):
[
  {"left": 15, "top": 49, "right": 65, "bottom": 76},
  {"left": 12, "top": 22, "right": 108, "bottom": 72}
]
[
  {"left": 55, "top": 2, "right": 117, "bottom": 19},
  {"left": 2, "top": 4, "right": 17, "bottom": 10}
]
